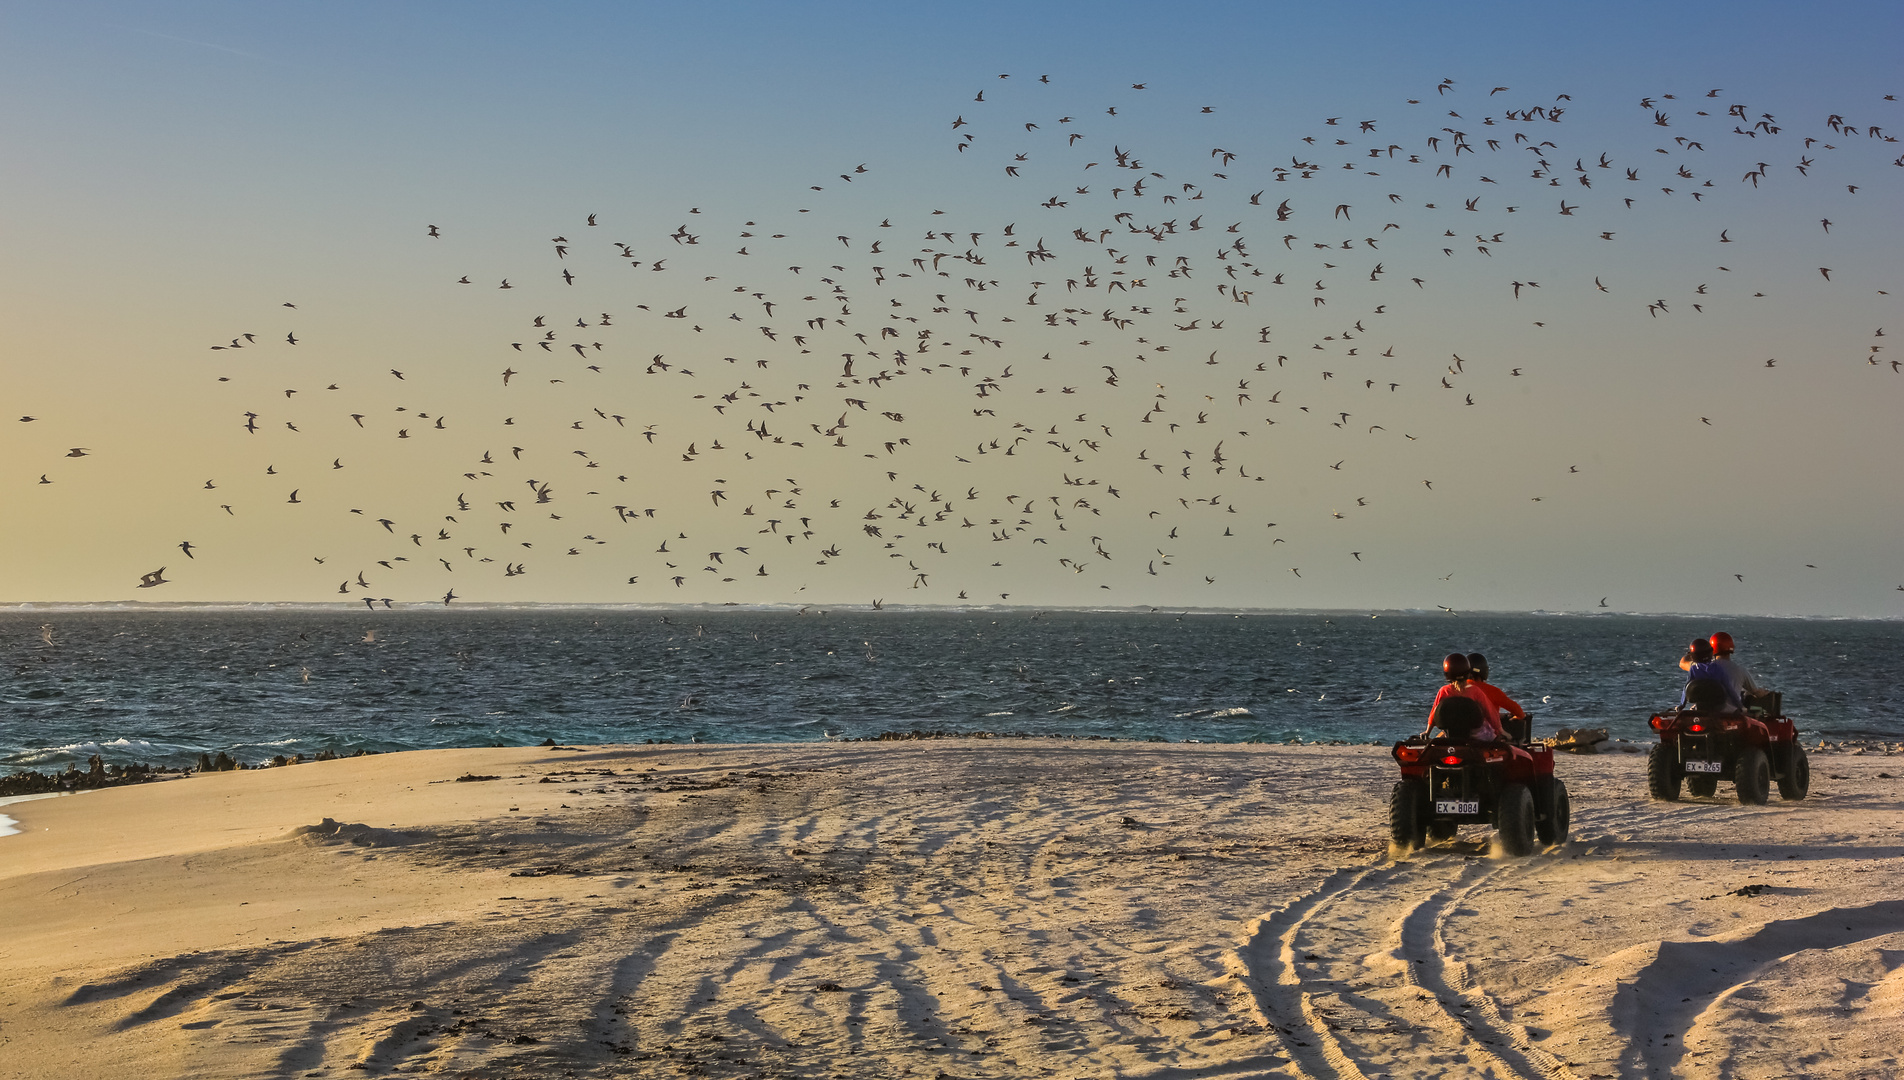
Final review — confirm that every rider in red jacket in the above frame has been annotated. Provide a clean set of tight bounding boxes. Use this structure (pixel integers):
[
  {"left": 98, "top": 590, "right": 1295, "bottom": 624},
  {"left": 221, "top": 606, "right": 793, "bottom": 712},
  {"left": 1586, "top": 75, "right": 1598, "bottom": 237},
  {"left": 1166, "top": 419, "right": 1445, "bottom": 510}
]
[
  {"left": 1425, "top": 653, "right": 1507, "bottom": 742},
  {"left": 1466, "top": 652, "right": 1528, "bottom": 742}
]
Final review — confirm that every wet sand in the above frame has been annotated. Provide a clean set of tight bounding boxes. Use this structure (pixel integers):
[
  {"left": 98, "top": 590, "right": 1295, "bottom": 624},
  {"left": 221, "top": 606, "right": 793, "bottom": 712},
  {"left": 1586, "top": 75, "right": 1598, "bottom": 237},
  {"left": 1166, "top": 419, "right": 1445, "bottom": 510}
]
[{"left": 3, "top": 740, "right": 1901, "bottom": 1079}]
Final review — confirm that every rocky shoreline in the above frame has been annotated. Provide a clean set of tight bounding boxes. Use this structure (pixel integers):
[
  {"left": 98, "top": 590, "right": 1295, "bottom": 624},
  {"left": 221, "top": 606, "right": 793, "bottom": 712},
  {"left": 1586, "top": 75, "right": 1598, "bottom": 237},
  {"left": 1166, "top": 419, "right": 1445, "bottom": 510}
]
[
  {"left": 0, "top": 756, "right": 181, "bottom": 798},
  {"left": 5, "top": 734, "right": 1894, "bottom": 799},
  {"left": 0, "top": 748, "right": 389, "bottom": 798}
]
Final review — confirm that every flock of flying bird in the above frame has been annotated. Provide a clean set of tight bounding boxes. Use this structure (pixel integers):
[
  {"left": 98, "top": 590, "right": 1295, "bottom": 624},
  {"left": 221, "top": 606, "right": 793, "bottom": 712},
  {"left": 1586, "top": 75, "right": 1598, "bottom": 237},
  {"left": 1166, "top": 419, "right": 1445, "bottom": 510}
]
[{"left": 24, "top": 75, "right": 1899, "bottom": 607}]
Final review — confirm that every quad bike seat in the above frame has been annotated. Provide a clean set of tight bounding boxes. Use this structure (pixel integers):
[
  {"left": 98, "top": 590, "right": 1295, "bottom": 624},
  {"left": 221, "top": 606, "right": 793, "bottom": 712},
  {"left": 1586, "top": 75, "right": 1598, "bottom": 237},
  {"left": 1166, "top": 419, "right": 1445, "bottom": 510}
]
[
  {"left": 1683, "top": 677, "right": 1733, "bottom": 714},
  {"left": 1430, "top": 695, "right": 1488, "bottom": 741}
]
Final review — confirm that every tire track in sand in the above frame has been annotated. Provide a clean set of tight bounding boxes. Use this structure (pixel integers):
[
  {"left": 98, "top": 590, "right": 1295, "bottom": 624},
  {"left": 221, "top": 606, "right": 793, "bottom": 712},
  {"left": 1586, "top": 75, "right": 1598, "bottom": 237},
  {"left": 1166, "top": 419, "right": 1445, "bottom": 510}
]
[
  {"left": 1398, "top": 860, "right": 1582, "bottom": 1080},
  {"left": 1235, "top": 864, "right": 1381, "bottom": 1080},
  {"left": 1238, "top": 850, "right": 1582, "bottom": 1080}
]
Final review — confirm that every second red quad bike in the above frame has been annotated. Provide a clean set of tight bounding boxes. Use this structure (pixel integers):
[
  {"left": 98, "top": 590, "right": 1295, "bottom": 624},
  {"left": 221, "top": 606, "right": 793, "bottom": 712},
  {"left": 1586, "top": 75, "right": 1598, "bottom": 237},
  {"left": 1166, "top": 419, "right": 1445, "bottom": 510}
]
[{"left": 1646, "top": 691, "right": 1809, "bottom": 805}]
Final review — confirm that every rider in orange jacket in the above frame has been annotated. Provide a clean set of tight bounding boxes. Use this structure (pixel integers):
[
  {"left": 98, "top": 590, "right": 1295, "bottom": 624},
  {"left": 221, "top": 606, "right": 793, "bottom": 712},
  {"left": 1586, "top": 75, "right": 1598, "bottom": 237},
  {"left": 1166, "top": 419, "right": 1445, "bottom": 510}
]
[
  {"left": 1425, "top": 653, "right": 1507, "bottom": 742},
  {"left": 1466, "top": 652, "right": 1529, "bottom": 742}
]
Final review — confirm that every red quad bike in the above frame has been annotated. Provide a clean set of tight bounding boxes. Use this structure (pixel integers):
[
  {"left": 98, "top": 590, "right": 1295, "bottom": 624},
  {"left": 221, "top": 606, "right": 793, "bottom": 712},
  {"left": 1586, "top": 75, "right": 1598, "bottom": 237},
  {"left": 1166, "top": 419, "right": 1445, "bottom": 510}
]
[
  {"left": 1646, "top": 691, "right": 1809, "bottom": 804},
  {"left": 1389, "top": 733, "right": 1570, "bottom": 856}
]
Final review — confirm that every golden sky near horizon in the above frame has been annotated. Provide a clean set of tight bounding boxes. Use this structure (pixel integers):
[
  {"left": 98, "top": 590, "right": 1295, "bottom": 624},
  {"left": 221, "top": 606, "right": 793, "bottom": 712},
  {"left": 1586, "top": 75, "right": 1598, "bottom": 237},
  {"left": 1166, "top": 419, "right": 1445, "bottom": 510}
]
[{"left": 2, "top": 3, "right": 1899, "bottom": 615}]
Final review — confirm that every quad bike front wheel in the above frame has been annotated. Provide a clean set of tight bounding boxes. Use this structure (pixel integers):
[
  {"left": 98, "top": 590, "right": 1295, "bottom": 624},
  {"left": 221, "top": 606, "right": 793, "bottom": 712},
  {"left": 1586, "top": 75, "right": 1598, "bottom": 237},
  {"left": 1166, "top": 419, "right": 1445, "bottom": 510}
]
[
  {"left": 1494, "top": 783, "right": 1538, "bottom": 857},
  {"left": 1533, "top": 775, "right": 1571, "bottom": 847},
  {"left": 1735, "top": 746, "right": 1771, "bottom": 806},
  {"left": 1777, "top": 744, "right": 1811, "bottom": 801},
  {"left": 1687, "top": 775, "right": 1720, "bottom": 797}
]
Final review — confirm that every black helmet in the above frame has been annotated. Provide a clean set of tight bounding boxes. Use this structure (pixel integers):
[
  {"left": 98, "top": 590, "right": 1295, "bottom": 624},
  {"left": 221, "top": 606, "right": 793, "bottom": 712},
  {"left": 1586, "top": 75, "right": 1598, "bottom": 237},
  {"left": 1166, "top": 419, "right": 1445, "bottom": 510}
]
[
  {"left": 1466, "top": 652, "right": 1489, "bottom": 681},
  {"left": 1688, "top": 637, "right": 1715, "bottom": 662},
  {"left": 1442, "top": 652, "right": 1472, "bottom": 681}
]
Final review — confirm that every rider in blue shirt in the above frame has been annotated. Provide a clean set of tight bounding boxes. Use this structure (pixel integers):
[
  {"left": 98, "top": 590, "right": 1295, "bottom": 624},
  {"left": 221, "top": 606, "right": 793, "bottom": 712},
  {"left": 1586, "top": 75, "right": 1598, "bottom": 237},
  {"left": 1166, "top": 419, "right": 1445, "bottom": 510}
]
[
  {"left": 1679, "top": 638, "right": 1742, "bottom": 712},
  {"left": 1680, "top": 631, "right": 1767, "bottom": 711}
]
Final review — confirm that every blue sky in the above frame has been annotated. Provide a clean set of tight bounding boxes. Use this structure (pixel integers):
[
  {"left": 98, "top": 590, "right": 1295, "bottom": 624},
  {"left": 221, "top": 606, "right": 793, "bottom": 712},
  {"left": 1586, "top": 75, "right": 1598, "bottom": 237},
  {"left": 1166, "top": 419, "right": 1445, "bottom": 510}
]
[{"left": 2, "top": 2, "right": 1900, "bottom": 614}]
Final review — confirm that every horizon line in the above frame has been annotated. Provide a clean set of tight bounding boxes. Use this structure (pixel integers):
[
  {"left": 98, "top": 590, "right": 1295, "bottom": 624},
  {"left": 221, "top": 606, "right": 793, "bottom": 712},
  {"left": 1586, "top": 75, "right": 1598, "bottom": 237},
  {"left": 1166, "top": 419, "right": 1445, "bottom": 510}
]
[{"left": 0, "top": 601, "right": 1893, "bottom": 622}]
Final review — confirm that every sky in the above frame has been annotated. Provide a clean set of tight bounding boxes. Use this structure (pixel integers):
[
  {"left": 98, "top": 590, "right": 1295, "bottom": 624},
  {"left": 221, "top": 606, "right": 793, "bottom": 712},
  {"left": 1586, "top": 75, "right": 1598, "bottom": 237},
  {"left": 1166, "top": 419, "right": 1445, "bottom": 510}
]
[{"left": 1, "top": 1, "right": 1900, "bottom": 616}]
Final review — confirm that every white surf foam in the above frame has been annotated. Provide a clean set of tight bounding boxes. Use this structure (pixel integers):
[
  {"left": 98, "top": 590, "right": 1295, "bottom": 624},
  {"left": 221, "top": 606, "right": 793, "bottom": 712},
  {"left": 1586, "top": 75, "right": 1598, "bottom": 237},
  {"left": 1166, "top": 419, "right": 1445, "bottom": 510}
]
[{"left": 0, "top": 791, "right": 77, "bottom": 837}]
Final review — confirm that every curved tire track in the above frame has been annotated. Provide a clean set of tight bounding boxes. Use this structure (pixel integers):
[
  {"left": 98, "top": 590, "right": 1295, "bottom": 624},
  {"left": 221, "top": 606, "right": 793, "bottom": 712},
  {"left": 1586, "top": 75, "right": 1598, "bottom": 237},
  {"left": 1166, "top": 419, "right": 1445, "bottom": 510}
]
[
  {"left": 1238, "top": 865, "right": 1380, "bottom": 1080},
  {"left": 1402, "top": 862, "right": 1581, "bottom": 1080},
  {"left": 1239, "top": 850, "right": 1581, "bottom": 1080}
]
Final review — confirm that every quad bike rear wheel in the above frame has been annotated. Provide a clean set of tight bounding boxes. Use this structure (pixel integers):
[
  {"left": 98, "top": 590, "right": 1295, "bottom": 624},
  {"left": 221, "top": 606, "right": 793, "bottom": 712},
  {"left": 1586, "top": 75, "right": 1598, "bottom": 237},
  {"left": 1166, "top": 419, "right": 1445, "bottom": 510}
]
[
  {"left": 1494, "top": 783, "right": 1538, "bottom": 857},
  {"left": 1647, "top": 742, "right": 1682, "bottom": 801},
  {"left": 1390, "top": 778, "right": 1429, "bottom": 850},
  {"left": 1777, "top": 744, "right": 1810, "bottom": 801},
  {"left": 1735, "top": 746, "right": 1771, "bottom": 806},
  {"left": 1533, "top": 775, "right": 1571, "bottom": 847}
]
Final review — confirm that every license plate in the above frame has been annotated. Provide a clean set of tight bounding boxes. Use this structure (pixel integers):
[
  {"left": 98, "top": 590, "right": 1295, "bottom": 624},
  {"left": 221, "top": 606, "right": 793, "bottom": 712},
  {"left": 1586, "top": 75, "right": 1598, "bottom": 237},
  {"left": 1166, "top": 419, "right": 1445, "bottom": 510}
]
[
  {"left": 1684, "top": 760, "right": 1723, "bottom": 773},
  {"left": 1435, "top": 800, "right": 1479, "bottom": 815}
]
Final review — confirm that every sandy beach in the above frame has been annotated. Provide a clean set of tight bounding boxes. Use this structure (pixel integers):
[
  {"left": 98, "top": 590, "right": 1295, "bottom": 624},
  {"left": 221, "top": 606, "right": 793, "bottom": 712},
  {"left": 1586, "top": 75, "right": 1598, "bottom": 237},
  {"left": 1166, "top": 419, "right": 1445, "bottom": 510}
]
[{"left": 4, "top": 740, "right": 1901, "bottom": 1079}]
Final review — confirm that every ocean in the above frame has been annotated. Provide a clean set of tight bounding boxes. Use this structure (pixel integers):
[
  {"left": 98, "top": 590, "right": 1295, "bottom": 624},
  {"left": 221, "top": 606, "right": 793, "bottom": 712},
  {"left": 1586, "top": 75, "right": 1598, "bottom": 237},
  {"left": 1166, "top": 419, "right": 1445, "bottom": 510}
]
[{"left": 1, "top": 608, "right": 1897, "bottom": 772}]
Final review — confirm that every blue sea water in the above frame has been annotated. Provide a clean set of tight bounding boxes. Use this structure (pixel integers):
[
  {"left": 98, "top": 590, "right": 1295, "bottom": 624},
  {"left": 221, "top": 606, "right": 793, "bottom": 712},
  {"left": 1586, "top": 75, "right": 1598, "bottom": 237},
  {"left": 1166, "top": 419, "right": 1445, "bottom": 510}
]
[{"left": 1, "top": 608, "right": 1897, "bottom": 772}]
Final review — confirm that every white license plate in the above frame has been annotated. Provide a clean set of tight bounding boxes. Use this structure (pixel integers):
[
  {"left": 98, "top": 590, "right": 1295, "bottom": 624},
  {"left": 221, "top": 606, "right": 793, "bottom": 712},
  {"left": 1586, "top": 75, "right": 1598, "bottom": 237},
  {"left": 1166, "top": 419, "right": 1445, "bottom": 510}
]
[
  {"left": 1684, "top": 760, "right": 1723, "bottom": 773},
  {"left": 1435, "top": 800, "right": 1480, "bottom": 815}
]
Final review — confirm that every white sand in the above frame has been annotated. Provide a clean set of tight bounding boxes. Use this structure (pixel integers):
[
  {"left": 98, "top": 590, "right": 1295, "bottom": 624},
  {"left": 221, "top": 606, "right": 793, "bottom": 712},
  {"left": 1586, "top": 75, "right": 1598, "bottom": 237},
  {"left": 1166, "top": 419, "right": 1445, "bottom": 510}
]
[{"left": 2, "top": 740, "right": 1900, "bottom": 1079}]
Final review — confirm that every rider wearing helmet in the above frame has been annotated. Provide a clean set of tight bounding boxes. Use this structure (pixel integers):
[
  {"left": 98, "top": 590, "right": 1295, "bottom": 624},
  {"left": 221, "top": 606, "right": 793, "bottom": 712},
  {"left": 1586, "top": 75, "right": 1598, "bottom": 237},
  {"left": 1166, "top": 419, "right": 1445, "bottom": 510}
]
[
  {"left": 1466, "top": 652, "right": 1530, "bottom": 742},
  {"left": 1425, "top": 652, "right": 1507, "bottom": 741},
  {"left": 1680, "top": 637, "right": 1742, "bottom": 713},
  {"left": 1678, "top": 631, "right": 1766, "bottom": 710},
  {"left": 1707, "top": 632, "right": 1767, "bottom": 708}
]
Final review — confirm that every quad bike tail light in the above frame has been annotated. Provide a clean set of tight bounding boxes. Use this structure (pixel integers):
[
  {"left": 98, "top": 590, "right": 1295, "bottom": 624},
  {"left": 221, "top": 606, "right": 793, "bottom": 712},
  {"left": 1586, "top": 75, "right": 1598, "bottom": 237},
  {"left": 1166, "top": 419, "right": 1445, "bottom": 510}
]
[
  {"left": 1393, "top": 745, "right": 1424, "bottom": 764},
  {"left": 1440, "top": 754, "right": 1464, "bottom": 766},
  {"left": 1687, "top": 723, "right": 1706, "bottom": 732},
  {"left": 1648, "top": 715, "right": 1669, "bottom": 731}
]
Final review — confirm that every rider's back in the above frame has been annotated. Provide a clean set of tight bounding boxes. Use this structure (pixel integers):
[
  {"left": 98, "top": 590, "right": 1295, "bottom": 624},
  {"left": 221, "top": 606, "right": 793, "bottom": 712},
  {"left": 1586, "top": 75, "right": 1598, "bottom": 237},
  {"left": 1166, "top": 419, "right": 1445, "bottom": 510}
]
[
  {"left": 1430, "top": 685, "right": 1492, "bottom": 740},
  {"left": 1683, "top": 660, "right": 1742, "bottom": 713}
]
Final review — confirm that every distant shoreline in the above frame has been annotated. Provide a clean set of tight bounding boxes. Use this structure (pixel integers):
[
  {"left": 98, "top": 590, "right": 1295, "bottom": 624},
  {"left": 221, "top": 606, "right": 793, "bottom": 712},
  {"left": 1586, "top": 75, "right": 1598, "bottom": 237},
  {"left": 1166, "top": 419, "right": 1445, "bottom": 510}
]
[
  {"left": 1, "top": 603, "right": 1894, "bottom": 620},
  {"left": 9, "top": 733, "right": 1897, "bottom": 785}
]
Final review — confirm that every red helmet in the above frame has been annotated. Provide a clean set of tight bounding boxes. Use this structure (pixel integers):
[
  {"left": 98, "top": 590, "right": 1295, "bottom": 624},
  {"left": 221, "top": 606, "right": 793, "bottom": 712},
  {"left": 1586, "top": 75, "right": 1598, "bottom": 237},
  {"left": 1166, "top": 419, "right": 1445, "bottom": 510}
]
[
  {"left": 1688, "top": 637, "right": 1715, "bottom": 662},
  {"left": 1442, "top": 652, "right": 1472, "bottom": 681},
  {"left": 1709, "top": 632, "right": 1735, "bottom": 655}
]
